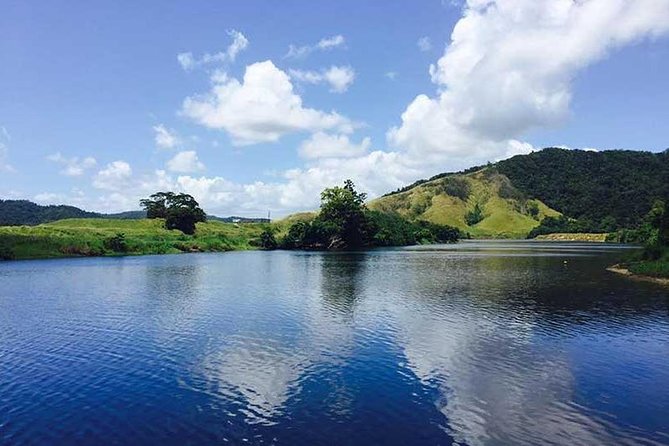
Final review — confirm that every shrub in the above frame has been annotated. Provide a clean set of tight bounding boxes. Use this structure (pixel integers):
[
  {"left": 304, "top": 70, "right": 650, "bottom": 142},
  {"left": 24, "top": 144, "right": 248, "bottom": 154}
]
[
  {"left": 465, "top": 203, "right": 485, "bottom": 226},
  {"left": 259, "top": 229, "right": 278, "bottom": 250},
  {"left": 103, "top": 233, "right": 128, "bottom": 253},
  {"left": 441, "top": 176, "right": 471, "bottom": 201}
]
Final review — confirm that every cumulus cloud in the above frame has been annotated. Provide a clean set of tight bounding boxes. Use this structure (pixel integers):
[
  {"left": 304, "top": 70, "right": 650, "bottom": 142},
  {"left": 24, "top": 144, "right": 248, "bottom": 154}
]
[
  {"left": 417, "top": 36, "right": 432, "bottom": 52},
  {"left": 299, "top": 132, "right": 371, "bottom": 159},
  {"left": 46, "top": 152, "right": 97, "bottom": 176},
  {"left": 33, "top": 188, "right": 87, "bottom": 207},
  {"left": 0, "top": 126, "right": 15, "bottom": 172},
  {"left": 166, "top": 150, "right": 206, "bottom": 173},
  {"left": 92, "top": 161, "right": 132, "bottom": 191},
  {"left": 285, "top": 34, "right": 346, "bottom": 59},
  {"left": 182, "top": 60, "right": 354, "bottom": 145},
  {"left": 388, "top": 0, "right": 669, "bottom": 170},
  {"left": 76, "top": 0, "right": 669, "bottom": 217},
  {"left": 153, "top": 124, "right": 180, "bottom": 149},
  {"left": 177, "top": 29, "right": 249, "bottom": 70},
  {"left": 385, "top": 71, "right": 398, "bottom": 80},
  {"left": 290, "top": 65, "right": 355, "bottom": 93}
]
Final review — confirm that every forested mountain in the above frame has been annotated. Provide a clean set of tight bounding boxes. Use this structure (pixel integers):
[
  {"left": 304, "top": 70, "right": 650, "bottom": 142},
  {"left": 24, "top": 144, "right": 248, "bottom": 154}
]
[
  {"left": 0, "top": 200, "right": 102, "bottom": 226},
  {"left": 0, "top": 199, "right": 264, "bottom": 226},
  {"left": 495, "top": 148, "right": 669, "bottom": 229},
  {"left": 0, "top": 200, "right": 150, "bottom": 226}
]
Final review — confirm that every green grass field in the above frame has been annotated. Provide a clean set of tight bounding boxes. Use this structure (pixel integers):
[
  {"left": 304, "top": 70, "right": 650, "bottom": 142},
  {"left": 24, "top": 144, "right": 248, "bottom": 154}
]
[{"left": 0, "top": 218, "right": 269, "bottom": 260}]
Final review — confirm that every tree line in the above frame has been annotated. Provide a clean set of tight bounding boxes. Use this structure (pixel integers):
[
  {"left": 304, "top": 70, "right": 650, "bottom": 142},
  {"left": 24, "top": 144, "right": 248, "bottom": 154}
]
[{"left": 258, "top": 180, "right": 461, "bottom": 250}]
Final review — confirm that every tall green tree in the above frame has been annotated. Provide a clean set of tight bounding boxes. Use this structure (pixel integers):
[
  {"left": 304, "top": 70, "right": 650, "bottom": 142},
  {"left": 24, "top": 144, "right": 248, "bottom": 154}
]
[
  {"left": 319, "top": 180, "right": 369, "bottom": 248},
  {"left": 140, "top": 192, "right": 206, "bottom": 235}
]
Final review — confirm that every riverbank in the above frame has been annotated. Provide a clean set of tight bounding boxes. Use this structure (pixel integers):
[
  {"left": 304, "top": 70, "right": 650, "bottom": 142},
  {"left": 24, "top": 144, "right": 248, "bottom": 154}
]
[
  {"left": 534, "top": 232, "right": 608, "bottom": 242},
  {"left": 0, "top": 218, "right": 268, "bottom": 260},
  {"left": 607, "top": 264, "right": 669, "bottom": 286}
]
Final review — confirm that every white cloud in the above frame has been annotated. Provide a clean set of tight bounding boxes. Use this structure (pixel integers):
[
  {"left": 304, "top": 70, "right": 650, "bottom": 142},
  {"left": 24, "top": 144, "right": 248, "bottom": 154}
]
[
  {"left": 166, "top": 150, "right": 206, "bottom": 173},
  {"left": 299, "top": 132, "right": 371, "bottom": 159},
  {"left": 46, "top": 152, "right": 97, "bottom": 176},
  {"left": 317, "top": 35, "right": 345, "bottom": 50},
  {"left": 388, "top": 0, "right": 669, "bottom": 171},
  {"left": 177, "top": 29, "right": 249, "bottom": 70},
  {"left": 32, "top": 188, "right": 88, "bottom": 207},
  {"left": 417, "top": 36, "right": 432, "bottom": 52},
  {"left": 290, "top": 65, "right": 355, "bottom": 93},
  {"left": 182, "top": 60, "right": 354, "bottom": 145},
  {"left": 69, "top": 0, "right": 669, "bottom": 217},
  {"left": 0, "top": 126, "right": 15, "bottom": 173},
  {"left": 74, "top": 147, "right": 418, "bottom": 216},
  {"left": 153, "top": 124, "right": 179, "bottom": 149},
  {"left": 92, "top": 161, "right": 132, "bottom": 191},
  {"left": 385, "top": 71, "right": 398, "bottom": 80},
  {"left": 285, "top": 34, "right": 346, "bottom": 59}
]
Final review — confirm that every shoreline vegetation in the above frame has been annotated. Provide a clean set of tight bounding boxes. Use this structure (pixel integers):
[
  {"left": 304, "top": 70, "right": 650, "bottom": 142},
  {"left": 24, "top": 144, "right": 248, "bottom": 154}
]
[
  {"left": 0, "top": 218, "right": 269, "bottom": 261},
  {"left": 0, "top": 181, "right": 462, "bottom": 261},
  {"left": 1, "top": 174, "right": 667, "bottom": 281}
]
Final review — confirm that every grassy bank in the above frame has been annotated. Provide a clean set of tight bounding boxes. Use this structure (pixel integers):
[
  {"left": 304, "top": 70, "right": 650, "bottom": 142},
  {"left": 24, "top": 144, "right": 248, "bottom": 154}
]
[{"left": 0, "top": 218, "right": 268, "bottom": 260}]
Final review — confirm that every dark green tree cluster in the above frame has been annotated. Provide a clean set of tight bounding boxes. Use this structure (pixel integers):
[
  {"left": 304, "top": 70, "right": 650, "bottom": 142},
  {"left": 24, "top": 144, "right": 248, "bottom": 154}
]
[
  {"left": 281, "top": 180, "right": 460, "bottom": 250},
  {"left": 258, "top": 229, "right": 278, "bottom": 250},
  {"left": 496, "top": 148, "right": 669, "bottom": 230},
  {"left": 441, "top": 176, "right": 471, "bottom": 201},
  {"left": 627, "top": 200, "right": 669, "bottom": 259},
  {"left": 140, "top": 192, "right": 206, "bottom": 235},
  {"left": 103, "top": 233, "right": 128, "bottom": 253},
  {"left": 465, "top": 203, "right": 484, "bottom": 226},
  {"left": 0, "top": 199, "right": 101, "bottom": 226}
]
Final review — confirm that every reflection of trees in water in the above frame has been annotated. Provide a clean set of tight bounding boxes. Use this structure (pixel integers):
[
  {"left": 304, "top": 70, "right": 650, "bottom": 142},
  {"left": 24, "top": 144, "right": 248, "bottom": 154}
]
[{"left": 319, "top": 252, "right": 367, "bottom": 316}]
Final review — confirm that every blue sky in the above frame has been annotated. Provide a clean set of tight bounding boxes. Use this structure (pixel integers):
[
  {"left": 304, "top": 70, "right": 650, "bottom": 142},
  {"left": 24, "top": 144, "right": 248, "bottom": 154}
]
[{"left": 1, "top": 0, "right": 668, "bottom": 216}]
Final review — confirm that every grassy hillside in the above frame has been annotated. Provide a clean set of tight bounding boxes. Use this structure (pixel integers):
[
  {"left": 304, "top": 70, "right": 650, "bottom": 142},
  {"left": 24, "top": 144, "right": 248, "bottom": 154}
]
[
  {"left": 0, "top": 218, "right": 268, "bottom": 260},
  {"left": 370, "top": 169, "right": 560, "bottom": 238}
]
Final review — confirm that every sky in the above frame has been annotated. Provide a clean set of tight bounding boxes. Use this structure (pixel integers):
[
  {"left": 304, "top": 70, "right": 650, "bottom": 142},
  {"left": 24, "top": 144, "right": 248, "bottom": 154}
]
[{"left": 1, "top": 0, "right": 668, "bottom": 217}]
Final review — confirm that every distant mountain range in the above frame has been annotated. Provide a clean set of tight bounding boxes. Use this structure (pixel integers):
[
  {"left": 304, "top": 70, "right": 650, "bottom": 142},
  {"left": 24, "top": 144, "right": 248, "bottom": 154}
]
[
  {"left": 371, "top": 147, "right": 669, "bottom": 237},
  {"left": 0, "top": 200, "right": 269, "bottom": 226}
]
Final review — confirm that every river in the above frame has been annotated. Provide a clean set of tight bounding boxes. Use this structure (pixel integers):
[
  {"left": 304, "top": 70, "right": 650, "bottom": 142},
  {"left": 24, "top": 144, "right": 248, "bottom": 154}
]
[{"left": 1, "top": 241, "right": 668, "bottom": 445}]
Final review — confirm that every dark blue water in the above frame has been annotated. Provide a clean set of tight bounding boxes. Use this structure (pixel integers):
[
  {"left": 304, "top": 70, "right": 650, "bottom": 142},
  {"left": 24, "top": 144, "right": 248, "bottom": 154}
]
[{"left": 1, "top": 241, "right": 668, "bottom": 445}]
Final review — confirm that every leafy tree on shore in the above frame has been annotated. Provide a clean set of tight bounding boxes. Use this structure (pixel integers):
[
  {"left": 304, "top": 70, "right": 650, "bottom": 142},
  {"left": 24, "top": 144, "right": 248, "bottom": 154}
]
[
  {"left": 319, "top": 180, "right": 369, "bottom": 248},
  {"left": 280, "top": 180, "right": 460, "bottom": 250},
  {"left": 259, "top": 229, "right": 278, "bottom": 250},
  {"left": 140, "top": 192, "right": 206, "bottom": 235}
]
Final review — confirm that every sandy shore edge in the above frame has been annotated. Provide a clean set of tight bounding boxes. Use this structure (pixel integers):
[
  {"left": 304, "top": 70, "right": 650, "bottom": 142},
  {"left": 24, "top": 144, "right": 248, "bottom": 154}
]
[{"left": 607, "top": 265, "right": 669, "bottom": 286}]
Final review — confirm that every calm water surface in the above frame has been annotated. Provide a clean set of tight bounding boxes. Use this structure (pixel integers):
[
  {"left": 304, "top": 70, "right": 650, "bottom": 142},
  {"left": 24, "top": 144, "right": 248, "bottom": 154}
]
[{"left": 1, "top": 241, "right": 668, "bottom": 445}]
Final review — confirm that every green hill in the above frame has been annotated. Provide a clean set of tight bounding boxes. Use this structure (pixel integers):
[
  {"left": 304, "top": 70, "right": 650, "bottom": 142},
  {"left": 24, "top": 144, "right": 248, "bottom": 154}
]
[
  {"left": 370, "top": 169, "right": 560, "bottom": 238},
  {"left": 0, "top": 218, "right": 268, "bottom": 260},
  {"left": 375, "top": 147, "right": 669, "bottom": 238},
  {"left": 495, "top": 148, "right": 669, "bottom": 229}
]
